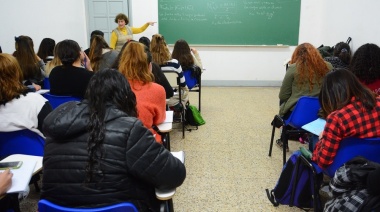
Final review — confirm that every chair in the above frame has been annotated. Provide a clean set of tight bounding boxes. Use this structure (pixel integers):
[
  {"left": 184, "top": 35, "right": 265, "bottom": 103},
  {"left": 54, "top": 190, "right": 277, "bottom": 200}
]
[
  {"left": 296, "top": 137, "right": 380, "bottom": 212},
  {"left": 0, "top": 129, "right": 45, "bottom": 159},
  {"left": 183, "top": 65, "right": 202, "bottom": 112},
  {"left": 42, "top": 92, "right": 82, "bottom": 109},
  {"left": 0, "top": 129, "right": 45, "bottom": 192},
  {"left": 269, "top": 96, "right": 320, "bottom": 165},
  {"left": 38, "top": 199, "right": 138, "bottom": 212},
  {"left": 162, "top": 70, "right": 187, "bottom": 138},
  {"left": 43, "top": 77, "right": 50, "bottom": 89}
]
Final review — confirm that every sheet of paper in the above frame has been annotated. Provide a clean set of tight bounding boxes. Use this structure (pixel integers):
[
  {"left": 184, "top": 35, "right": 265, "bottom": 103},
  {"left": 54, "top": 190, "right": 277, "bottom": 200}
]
[
  {"left": 302, "top": 118, "right": 326, "bottom": 136},
  {"left": 171, "top": 151, "right": 184, "bottom": 163},
  {"left": 1, "top": 160, "right": 37, "bottom": 193},
  {"left": 164, "top": 111, "right": 173, "bottom": 123}
]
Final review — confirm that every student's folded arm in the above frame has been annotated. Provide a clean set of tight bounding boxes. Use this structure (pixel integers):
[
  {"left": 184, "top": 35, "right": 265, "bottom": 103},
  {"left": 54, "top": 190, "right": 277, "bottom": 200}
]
[{"left": 126, "top": 120, "right": 186, "bottom": 189}]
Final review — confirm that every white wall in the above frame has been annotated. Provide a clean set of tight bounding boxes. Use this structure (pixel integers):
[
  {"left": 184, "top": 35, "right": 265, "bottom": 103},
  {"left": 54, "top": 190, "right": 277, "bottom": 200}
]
[{"left": 1, "top": 0, "right": 379, "bottom": 86}]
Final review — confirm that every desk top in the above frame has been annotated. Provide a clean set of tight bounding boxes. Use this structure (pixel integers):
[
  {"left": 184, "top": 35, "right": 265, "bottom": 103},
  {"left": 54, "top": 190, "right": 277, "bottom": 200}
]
[
  {"left": 155, "top": 151, "right": 184, "bottom": 200},
  {"left": 1, "top": 154, "right": 41, "bottom": 193},
  {"left": 157, "top": 111, "right": 173, "bottom": 133},
  {"left": 1, "top": 154, "right": 42, "bottom": 174}
]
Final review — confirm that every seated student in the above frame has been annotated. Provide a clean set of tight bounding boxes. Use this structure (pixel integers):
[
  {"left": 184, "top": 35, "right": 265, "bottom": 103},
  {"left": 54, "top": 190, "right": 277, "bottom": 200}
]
[
  {"left": 45, "top": 42, "right": 62, "bottom": 76},
  {"left": 0, "top": 53, "right": 52, "bottom": 137},
  {"left": 276, "top": 43, "right": 332, "bottom": 149},
  {"left": 88, "top": 35, "right": 119, "bottom": 72},
  {"left": 279, "top": 43, "right": 332, "bottom": 118},
  {"left": 118, "top": 42, "right": 166, "bottom": 143},
  {"left": 312, "top": 69, "right": 380, "bottom": 169},
  {"left": 41, "top": 68, "right": 186, "bottom": 211},
  {"left": 349, "top": 43, "right": 380, "bottom": 95},
  {"left": 139, "top": 37, "right": 174, "bottom": 99},
  {"left": 172, "top": 39, "right": 203, "bottom": 70},
  {"left": 13, "top": 35, "right": 46, "bottom": 90},
  {"left": 37, "top": 38, "right": 56, "bottom": 64},
  {"left": 151, "top": 34, "right": 189, "bottom": 108},
  {"left": 84, "top": 30, "right": 104, "bottom": 56},
  {"left": 323, "top": 42, "right": 351, "bottom": 69},
  {"left": 49, "top": 39, "right": 94, "bottom": 98}
]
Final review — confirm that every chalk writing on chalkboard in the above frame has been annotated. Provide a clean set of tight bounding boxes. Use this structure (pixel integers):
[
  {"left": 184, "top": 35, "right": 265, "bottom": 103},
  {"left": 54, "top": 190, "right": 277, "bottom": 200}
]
[{"left": 158, "top": 0, "right": 301, "bottom": 45}]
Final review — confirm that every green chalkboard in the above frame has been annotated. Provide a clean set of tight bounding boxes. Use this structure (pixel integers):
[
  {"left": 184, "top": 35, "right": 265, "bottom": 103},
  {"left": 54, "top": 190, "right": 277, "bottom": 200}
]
[{"left": 158, "top": 0, "right": 301, "bottom": 45}]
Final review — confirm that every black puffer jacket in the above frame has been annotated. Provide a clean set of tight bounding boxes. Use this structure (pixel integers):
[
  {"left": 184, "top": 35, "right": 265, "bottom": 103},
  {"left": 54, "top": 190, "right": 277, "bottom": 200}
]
[{"left": 41, "top": 101, "right": 186, "bottom": 211}]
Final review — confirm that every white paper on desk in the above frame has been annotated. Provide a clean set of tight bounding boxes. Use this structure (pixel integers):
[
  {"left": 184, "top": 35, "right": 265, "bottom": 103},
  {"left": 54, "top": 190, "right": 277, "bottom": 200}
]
[
  {"left": 36, "top": 89, "right": 50, "bottom": 94},
  {"left": 164, "top": 111, "right": 173, "bottom": 123},
  {"left": 171, "top": 151, "right": 184, "bottom": 163},
  {"left": 2, "top": 160, "right": 37, "bottom": 193},
  {"left": 302, "top": 118, "right": 326, "bottom": 136}
]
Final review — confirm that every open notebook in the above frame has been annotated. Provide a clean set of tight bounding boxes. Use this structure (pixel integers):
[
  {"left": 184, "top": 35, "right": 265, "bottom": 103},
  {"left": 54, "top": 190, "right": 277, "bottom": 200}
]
[
  {"left": 1, "top": 160, "right": 37, "bottom": 193},
  {"left": 301, "top": 118, "right": 326, "bottom": 136}
]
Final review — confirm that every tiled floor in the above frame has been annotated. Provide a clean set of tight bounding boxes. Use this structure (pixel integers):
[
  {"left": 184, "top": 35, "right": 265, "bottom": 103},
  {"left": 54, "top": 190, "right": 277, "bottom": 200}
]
[{"left": 20, "top": 87, "right": 306, "bottom": 211}]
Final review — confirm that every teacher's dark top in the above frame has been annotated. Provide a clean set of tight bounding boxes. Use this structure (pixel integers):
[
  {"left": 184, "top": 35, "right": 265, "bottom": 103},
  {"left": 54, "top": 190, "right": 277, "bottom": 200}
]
[{"left": 49, "top": 65, "right": 94, "bottom": 98}]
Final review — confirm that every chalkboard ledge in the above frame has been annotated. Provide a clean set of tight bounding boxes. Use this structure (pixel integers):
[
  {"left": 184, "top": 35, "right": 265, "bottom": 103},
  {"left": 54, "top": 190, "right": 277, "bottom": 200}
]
[{"left": 167, "top": 44, "right": 290, "bottom": 47}]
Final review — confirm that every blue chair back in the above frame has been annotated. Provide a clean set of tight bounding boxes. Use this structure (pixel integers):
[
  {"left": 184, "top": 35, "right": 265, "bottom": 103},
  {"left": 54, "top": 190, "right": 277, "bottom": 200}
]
[
  {"left": 183, "top": 65, "right": 201, "bottom": 89},
  {"left": 43, "top": 77, "right": 50, "bottom": 89},
  {"left": 38, "top": 200, "right": 138, "bottom": 212},
  {"left": 42, "top": 92, "right": 81, "bottom": 109},
  {"left": 323, "top": 137, "right": 380, "bottom": 177},
  {"left": 0, "top": 129, "right": 45, "bottom": 159},
  {"left": 285, "top": 96, "right": 320, "bottom": 129}
]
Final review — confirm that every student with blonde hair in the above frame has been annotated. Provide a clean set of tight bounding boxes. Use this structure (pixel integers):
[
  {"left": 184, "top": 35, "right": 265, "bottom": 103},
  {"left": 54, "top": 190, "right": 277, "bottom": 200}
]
[
  {"left": 151, "top": 34, "right": 189, "bottom": 108},
  {"left": 118, "top": 42, "right": 166, "bottom": 143}
]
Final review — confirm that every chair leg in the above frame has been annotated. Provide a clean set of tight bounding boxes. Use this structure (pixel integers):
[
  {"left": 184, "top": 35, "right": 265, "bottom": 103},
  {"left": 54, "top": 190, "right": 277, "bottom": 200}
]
[
  {"left": 168, "top": 199, "right": 174, "bottom": 212},
  {"left": 181, "top": 108, "right": 185, "bottom": 139},
  {"left": 198, "top": 87, "right": 201, "bottom": 113},
  {"left": 269, "top": 124, "right": 276, "bottom": 157},
  {"left": 282, "top": 132, "right": 289, "bottom": 165}
]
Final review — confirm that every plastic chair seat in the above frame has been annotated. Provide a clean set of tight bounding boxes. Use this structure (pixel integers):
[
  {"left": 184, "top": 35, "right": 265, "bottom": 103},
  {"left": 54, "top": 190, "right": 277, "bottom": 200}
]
[{"left": 269, "top": 96, "right": 320, "bottom": 165}]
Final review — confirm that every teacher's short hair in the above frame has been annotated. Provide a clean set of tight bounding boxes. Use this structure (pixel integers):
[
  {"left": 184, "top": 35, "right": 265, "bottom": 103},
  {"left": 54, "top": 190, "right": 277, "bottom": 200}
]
[{"left": 115, "top": 13, "right": 129, "bottom": 25}]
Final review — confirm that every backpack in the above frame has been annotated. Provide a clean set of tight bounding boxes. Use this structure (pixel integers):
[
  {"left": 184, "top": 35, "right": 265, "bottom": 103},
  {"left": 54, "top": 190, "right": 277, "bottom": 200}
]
[
  {"left": 185, "top": 104, "right": 205, "bottom": 127},
  {"left": 183, "top": 65, "right": 202, "bottom": 89},
  {"left": 266, "top": 151, "right": 322, "bottom": 209},
  {"left": 318, "top": 45, "right": 334, "bottom": 58}
]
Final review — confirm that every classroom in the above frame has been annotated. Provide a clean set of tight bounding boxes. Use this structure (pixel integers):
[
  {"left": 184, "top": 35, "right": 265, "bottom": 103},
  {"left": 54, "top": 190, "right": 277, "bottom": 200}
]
[{"left": 1, "top": 0, "right": 380, "bottom": 211}]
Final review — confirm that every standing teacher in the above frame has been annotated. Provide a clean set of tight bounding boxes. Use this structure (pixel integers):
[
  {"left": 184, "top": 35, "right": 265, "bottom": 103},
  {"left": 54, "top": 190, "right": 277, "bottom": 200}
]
[{"left": 110, "top": 13, "right": 155, "bottom": 51}]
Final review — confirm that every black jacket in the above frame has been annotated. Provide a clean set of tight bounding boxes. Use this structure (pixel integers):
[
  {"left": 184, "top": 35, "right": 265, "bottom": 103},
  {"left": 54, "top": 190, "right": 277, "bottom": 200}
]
[{"left": 41, "top": 101, "right": 186, "bottom": 211}]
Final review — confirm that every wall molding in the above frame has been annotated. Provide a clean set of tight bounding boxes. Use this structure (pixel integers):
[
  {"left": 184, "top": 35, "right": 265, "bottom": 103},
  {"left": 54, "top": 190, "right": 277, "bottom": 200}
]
[{"left": 202, "top": 80, "right": 282, "bottom": 87}]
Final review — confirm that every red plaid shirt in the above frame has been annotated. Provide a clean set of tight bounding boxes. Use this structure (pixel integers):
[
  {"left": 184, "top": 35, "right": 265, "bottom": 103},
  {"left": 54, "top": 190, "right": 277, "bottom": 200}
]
[{"left": 312, "top": 97, "right": 380, "bottom": 168}]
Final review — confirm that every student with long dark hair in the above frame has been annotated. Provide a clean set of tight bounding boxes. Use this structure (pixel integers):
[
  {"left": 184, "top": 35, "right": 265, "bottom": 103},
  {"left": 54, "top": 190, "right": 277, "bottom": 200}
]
[
  {"left": 13, "top": 35, "right": 46, "bottom": 89},
  {"left": 349, "top": 43, "right": 380, "bottom": 95},
  {"left": 324, "top": 41, "right": 351, "bottom": 69},
  {"left": 312, "top": 69, "right": 380, "bottom": 168},
  {"left": 88, "top": 35, "right": 118, "bottom": 72},
  {"left": 42, "top": 68, "right": 186, "bottom": 211},
  {"left": 172, "top": 39, "right": 203, "bottom": 70},
  {"left": 37, "top": 38, "right": 56, "bottom": 63}
]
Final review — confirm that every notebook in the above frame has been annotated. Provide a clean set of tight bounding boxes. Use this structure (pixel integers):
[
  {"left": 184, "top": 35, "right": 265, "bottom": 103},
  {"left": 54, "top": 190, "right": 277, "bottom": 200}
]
[
  {"left": 1, "top": 160, "right": 37, "bottom": 193},
  {"left": 301, "top": 118, "right": 326, "bottom": 136}
]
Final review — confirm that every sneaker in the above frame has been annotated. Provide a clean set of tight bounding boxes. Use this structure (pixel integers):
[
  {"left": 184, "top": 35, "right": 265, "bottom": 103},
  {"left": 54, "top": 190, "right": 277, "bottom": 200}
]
[{"left": 18, "top": 185, "right": 30, "bottom": 202}]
